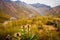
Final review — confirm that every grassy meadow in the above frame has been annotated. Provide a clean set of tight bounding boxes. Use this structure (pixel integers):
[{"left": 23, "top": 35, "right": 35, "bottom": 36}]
[{"left": 0, "top": 16, "right": 60, "bottom": 40}]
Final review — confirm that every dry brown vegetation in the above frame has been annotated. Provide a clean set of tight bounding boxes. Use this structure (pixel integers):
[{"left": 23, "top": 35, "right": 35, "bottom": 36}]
[{"left": 0, "top": 16, "right": 60, "bottom": 40}]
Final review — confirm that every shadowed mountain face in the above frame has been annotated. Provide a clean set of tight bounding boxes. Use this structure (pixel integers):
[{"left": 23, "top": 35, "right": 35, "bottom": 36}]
[
  {"left": 30, "top": 3, "right": 60, "bottom": 17},
  {"left": 0, "top": 0, "right": 41, "bottom": 22}
]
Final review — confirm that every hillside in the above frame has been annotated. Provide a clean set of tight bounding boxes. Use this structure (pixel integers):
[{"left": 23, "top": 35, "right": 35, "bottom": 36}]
[
  {"left": 52, "top": 6, "right": 60, "bottom": 17},
  {"left": 30, "top": 3, "right": 52, "bottom": 15},
  {"left": 0, "top": 8, "right": 11, "bottom": 23},
  {"left": 0, "top": 0, "right": 41, "bottom": 23},
  {"left": 30, "top": 3, "right": 60, "bottom": 17}
]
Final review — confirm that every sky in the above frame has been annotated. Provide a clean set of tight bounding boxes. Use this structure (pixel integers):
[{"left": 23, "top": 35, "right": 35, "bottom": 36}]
[{"left": 11, "top": 0, "right": 60, "bottom": 7}]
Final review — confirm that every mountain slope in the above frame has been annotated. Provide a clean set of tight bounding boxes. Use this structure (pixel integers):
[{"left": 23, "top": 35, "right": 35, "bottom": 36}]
[
  {"left": 30, "top": 3, "right": 52, "bottom": 15},
  {"left": 0, "top": 0, "right": 41, "bottom": 22},
  {"left": 52, "top": 5, "right": 60, "bottom": 17},
  {"left": 0, "top": 8, "right": 11, "bottom": 23},
  {"left": 30, "top": 3, "right": 60, "bottom": 17}
]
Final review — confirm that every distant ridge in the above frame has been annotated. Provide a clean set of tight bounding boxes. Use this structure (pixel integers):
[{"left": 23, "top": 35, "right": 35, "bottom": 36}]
[
  {"left": 30, "top": 3, "right": 51, "bottom": 8},
  {"left": 30, "top": 3, "right": 52, "bottom": 15}
]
